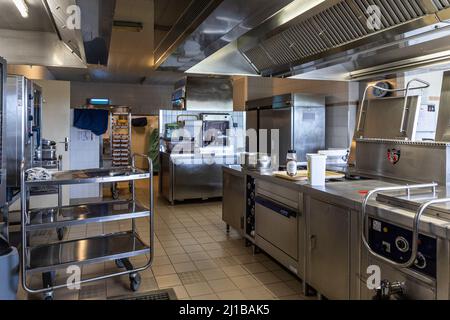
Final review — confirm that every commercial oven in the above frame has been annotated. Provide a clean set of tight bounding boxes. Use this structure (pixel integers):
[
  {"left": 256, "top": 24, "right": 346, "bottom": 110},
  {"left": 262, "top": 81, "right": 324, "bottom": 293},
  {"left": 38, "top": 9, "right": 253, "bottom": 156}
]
[
  {"left": 5, "top": 75, "right": 35, "bottom": 191},
  {"left": 255, "top": 179, "right": 304, "bottom": 279}
]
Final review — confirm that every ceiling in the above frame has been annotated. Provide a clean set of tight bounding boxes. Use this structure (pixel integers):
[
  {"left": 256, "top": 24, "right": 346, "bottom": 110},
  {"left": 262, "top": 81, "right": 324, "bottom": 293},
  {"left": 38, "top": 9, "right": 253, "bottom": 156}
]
[{"left": 0, "top": 0, "right": 54, "bottom": 32}]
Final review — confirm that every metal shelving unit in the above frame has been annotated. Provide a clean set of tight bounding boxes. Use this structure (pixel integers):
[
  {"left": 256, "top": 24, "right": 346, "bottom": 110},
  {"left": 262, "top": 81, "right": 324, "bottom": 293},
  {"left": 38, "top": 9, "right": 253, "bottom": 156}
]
[
  {"left": 20, "top": 153, "right": 154, "bottom": 300},
  {"left": 110, "top": 107, "right": 132, "bottom": 199}
]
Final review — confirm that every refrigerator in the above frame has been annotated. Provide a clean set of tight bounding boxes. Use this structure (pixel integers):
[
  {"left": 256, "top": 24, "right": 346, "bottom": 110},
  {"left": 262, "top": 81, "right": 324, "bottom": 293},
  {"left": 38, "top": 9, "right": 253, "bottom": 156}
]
[{"left": 246, "top": 93, "right": 326, "bottom": 167}]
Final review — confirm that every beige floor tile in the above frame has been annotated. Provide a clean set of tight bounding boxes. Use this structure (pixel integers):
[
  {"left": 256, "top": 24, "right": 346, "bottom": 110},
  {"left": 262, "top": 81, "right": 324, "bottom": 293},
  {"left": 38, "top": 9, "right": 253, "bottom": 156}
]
[
  {"left": 178, "top": 271, "right": 206, "bottom": 285},
  {"left": 208, "top": 249, "right": 230, "bottom": 258},
  {"left": 160, "top": 240, "right": 180, "bottom": 248},
  {"left": 188, "top": 251, "right": 210, "bottom": 261},
  {"left": 222, "top": 265, "right": 248, "bottom": 277},
  {"left": 200, "top": 268, "right": 228, "bottom": 281},
  {"left": 243, "top": 262, "right": 268, "bottom": 274},
  {"left": 284, "top": 280, "right": 303, "bottom": 294},
  {"left": 217, "top": 290, "right": 246, "bottom": 300},
  {"left": 280, "top": 294, "right": 306, "bottom": 300},
  {"left": 230, "top": 275, "right": 261, "bottom": 290},
  {"left": 208, "top": 278, "right": 239, "bottom": 293},
  {"left": 173, "top": 261, "right": 198, "bottom": 273},
  {"left": 155, "top": 274, "right": 182, "bottom": 288},
  {"left": 183, "top": 244, "right": 204, "bottom": 253},
  {"left": 241, "top": 286, "right": 275, "bottom": 300},
  {"left": 252, "top": 271, "right": 282, "bottom": 285},
  {"left": 185, "top": 282, "right": 213, "bottom": 297},
  {"left": 194, "top": 259, "right": 219, "bottom": 271},
  {"left": 172, "top": 285, "right": 189, "bottom": 299},
  {"left": 168, "top": 253, "right": 192, "bottom": 264},
  {"left": 191, "top": 294, "right": 219, "bottom": 300},
  {"left": 164, "top": 246, "right": 186, "bottom": 255},
  {"left": 152, "top": 255, "right": 171, "bottom": 266},
  {"left": 265, "top": 282, "right": 296, "bottom": 297},
  {"left": 273, "top": 269, "right": 297, "bottom": 281},
  {"left": 262, "top": 260, "right": 283, "bottom": 271},
  {"left": 151, "top": 264, "right": 176, "bottom": 276}
]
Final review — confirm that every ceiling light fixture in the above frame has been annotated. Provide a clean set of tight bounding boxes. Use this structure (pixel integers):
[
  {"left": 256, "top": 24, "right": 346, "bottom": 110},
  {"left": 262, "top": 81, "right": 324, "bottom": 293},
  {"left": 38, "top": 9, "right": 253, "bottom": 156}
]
[{"left": 12, "top": 0, "right": 29, "bottom": 18}]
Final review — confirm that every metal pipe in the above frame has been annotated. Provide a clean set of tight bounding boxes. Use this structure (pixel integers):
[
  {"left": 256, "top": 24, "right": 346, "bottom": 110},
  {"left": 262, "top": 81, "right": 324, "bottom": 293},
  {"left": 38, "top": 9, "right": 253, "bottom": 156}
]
[{"left": 361, "top": 182, "right": 438, "bottom": 269}]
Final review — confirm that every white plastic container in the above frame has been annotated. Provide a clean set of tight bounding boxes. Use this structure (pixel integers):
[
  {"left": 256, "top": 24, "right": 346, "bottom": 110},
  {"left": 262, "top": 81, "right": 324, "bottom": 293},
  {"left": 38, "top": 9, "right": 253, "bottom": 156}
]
[{"left": 307, "top": 153, "right": 327, "bottom": 186}]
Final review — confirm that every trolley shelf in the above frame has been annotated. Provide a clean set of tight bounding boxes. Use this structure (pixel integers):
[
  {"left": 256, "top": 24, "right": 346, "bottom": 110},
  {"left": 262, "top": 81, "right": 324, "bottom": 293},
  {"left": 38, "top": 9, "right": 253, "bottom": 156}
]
[
  {"left": 27, "top": 200, "right": 150, "bottom": 231},
  {"left": 26, "top": 231, "right": 150, "bottom": 274},
  {"left": 25, "top": 167, "right": 150, "bottom": 186}
]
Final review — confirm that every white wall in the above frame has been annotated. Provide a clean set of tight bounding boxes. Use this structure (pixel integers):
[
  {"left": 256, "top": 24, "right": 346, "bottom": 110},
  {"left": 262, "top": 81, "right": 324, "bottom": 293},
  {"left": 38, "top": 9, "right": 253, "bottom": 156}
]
[{"left": 70, "top": 81, "right": 173, "bottom": 114}]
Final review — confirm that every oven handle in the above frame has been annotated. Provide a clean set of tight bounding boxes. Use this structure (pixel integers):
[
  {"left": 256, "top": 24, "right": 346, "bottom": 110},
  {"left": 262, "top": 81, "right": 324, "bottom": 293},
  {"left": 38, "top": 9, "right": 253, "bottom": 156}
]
[
  {"left": 361, "top": 183, "right": 437, "bottom": 268},
  {"left": 255, "top": 195, "right": 298, "bottom": 218}
]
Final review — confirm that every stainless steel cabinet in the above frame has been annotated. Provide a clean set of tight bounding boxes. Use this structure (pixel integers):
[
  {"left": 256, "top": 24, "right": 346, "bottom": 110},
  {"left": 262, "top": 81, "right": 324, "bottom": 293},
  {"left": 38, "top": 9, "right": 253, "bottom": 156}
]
[
  {"left": 222, "top": 169, "right": 245, "bottom": 233},
  {"left": 307, "top": 198, "right": 351, "bottom": 300}
]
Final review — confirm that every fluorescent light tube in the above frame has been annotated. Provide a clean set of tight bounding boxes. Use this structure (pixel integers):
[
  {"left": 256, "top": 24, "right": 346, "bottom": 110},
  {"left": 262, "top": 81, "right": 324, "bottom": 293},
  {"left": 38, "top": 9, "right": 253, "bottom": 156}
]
[{"left": 12, "top": 0, "right": 29, "bottom": 18}]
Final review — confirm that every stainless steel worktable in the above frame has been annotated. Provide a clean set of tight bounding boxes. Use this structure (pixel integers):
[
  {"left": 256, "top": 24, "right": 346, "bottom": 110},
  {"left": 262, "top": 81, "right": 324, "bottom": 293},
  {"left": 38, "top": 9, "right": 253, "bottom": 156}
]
[{"left": 224, "top": 165, "right": 450, "bottom": 239}]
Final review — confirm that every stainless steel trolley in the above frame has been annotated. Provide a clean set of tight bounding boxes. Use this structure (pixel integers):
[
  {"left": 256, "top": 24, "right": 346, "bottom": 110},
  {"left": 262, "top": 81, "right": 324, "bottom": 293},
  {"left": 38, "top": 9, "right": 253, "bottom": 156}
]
[{"left": 20, "top": 153, "right": 154, "bottom": 300}]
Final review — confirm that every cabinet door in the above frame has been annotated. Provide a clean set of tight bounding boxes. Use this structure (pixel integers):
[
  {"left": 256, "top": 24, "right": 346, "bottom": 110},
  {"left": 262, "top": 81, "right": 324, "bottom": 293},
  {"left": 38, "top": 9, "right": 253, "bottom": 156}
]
[
  {"left": 222, "top": 172, "right": 245, "bottom": 232},
  {"left": 308, "top": 198, "right": 350, "bottom": 300}
]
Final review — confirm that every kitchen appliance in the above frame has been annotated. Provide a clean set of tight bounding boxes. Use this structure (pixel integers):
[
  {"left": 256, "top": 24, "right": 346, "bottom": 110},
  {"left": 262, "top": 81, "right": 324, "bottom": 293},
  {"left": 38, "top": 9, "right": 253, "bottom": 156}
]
[
  {"left": 172, "top": 76, "right": 233, "bottom": 112},
  {"left": 201, "top": 113, "right": 232, "bottom": 148},
  {"left": 255, "top": 179, "right": 302, "bottom": 277},
  {"left": 5, "top": 75, "right": 35, "bottom": 191},
  {"left": 354, "top": 78, "right": 450, "bottom": 300},
  {"left": 246, "top": 93, "right": 325, "bottom": 168}
]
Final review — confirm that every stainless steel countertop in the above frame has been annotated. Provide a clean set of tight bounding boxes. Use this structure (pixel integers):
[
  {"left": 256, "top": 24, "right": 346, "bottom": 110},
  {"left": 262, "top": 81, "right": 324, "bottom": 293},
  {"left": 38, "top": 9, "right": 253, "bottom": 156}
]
[{"left": 223, "top": 165, "right": 450, "bottom": 239}]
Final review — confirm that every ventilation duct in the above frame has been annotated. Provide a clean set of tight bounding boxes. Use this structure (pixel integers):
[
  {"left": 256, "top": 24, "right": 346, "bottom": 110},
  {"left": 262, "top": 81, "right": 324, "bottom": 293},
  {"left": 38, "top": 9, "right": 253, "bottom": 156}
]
[{"left": 237, "top": 0, "right": 450, "bottom": 77}]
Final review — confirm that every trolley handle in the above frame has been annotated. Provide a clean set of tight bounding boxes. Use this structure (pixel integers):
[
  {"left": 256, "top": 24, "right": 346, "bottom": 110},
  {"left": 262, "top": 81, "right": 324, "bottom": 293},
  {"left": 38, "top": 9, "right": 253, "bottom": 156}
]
[
  {"left": 356, "top": 79, "right": 430, "bottom": 135},
  {"left": 361, "top": 183, "right": 438, "bottom": 269}
]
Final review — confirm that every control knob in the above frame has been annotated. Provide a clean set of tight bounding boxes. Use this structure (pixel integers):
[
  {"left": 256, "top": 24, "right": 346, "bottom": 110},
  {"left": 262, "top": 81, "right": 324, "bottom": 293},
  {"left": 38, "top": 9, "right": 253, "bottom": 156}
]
[
  {"left": 395, "top": 236, "right": 409, "bottom": 253},
  {"left": 414, "top": 252, "right": 427, "bottom": 269}
]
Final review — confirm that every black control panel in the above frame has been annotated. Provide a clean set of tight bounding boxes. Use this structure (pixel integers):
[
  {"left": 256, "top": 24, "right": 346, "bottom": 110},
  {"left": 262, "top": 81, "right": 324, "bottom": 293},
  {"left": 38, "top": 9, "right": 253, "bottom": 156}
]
[
  {"left": 245, "top": 175, "right": 255, "bottom": 238},
  {"left": 369, "top": 218, "right": 437, "bottom": 278}
]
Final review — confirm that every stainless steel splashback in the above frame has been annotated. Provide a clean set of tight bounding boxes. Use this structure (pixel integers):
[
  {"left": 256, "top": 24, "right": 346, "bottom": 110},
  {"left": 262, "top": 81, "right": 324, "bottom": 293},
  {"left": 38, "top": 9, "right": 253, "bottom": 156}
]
[
  {"left": 356, "top": 96, "right": 422, "bottom": 141},
  {"left": 354, "top": 138, "right": 450, "bottom": 185},
  {"left": 172, "top": 76, "right": 233, "bottom": 112}
]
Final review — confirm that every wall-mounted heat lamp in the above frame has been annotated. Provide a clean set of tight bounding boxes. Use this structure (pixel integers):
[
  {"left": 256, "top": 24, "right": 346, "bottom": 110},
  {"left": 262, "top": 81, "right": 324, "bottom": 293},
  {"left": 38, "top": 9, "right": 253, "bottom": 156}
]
[{"left": 13, "top": 0, "right": 29, "bottom": 18}]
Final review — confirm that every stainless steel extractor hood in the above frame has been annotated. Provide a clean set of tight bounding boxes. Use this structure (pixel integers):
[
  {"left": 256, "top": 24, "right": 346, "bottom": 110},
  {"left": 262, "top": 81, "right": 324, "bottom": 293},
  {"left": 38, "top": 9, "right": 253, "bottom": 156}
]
[
  {"left": 172, "top": 76, "right": 233, "bottom": 111},
  {"left": 233, "top": 0, "right": 450, "bottom": 79}
]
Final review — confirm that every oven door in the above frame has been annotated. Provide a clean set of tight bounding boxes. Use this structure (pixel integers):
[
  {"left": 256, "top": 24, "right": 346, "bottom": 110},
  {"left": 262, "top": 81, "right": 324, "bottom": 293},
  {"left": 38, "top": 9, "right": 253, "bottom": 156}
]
[{"left": 255, "top": 195, "right": 298, "bottom": 259}]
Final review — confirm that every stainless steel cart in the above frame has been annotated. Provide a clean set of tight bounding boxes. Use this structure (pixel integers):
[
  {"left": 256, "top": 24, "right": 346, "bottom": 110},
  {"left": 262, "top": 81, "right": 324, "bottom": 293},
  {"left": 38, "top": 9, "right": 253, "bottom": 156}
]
[{"left": 20, "top": 154, "right": 154, "bottom": 300}]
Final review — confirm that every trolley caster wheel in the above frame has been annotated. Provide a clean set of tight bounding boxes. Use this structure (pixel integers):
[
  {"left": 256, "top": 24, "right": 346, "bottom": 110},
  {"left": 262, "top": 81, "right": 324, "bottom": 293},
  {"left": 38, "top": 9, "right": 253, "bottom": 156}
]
[
  {"left": 115, "top": 259, "right": 125, "bottom": 269},
  {"left": 43, "top": 292, "right": 54, "bottom": 301},
  {"left": 129, "top": 273, "right": 141, "bottom": 292},
  {"left": 57, "top": 227, "right": 65, "bottom": 241}
]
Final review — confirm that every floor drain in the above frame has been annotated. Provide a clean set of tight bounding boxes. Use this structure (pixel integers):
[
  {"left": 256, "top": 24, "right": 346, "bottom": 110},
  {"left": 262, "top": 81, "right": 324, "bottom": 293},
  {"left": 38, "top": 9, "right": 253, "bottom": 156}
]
[{"left": 109, "top": 289, "right": 177, "bottom": 300}]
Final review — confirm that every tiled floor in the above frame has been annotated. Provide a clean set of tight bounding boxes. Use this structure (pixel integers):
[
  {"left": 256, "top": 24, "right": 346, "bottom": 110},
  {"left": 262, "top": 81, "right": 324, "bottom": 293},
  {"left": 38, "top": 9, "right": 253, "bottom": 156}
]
[{"left": 18, "top": 179, "right": 309, "bottom": 300}]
